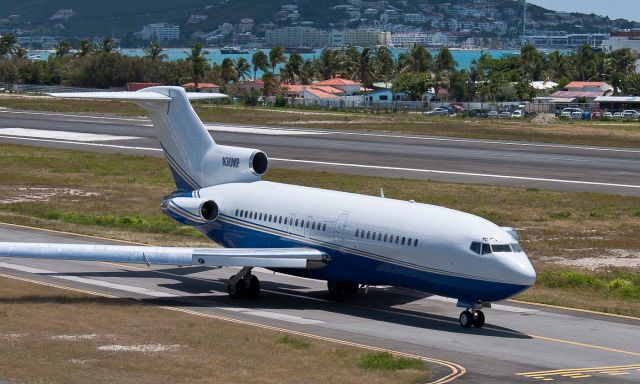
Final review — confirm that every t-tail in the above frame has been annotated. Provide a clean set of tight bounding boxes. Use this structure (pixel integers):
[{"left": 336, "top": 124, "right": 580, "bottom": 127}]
[{"left": 49, "top": 86, "right": 269, "bottom": 191}]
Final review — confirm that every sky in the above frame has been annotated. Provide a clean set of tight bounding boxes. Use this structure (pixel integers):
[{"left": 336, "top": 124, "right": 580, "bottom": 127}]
[{"left": 528, "top": 0, "right": 640, "bottom": 22}]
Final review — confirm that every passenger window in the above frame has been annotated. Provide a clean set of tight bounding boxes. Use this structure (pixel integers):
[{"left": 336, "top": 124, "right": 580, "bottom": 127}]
[
  {"left": 366, "top": 231, "right": 370, "bottom": 239},
  {"left": 279, "top": 217, "right": 282, "bottom": 224},
  {"left": 235, "top": 209, "right": 239, "bottom": 216},
  {"left": 300, "top": 220, "right": 304, "bottom": 227},
  {"left": 323, "top": 224, "right": 326, "bottom": 231},
  {"left": 356, "top": 229, "right": 359, "bottom": 237},
  {"left": 268, "top": 214, "right": 272, "bottom": 222},
  {"left": 402, "top": 237, "right": 406, "bottom": 245},
  {"left": 407, "top": 238, "right": 412, "bottom": 246},
  {"left": 378, "top": 233, "right": 382, "bottom": 241},
  {"left": 259, "top": 213, "right": 262, "bottom": 220},
  {"left": 284, "top": 217, "right": 288, "bottom": 225},
  {"left": 361, "top": 230, "right": 365, "bottom": 238},
  {"left": 414, "top": 239, "right": 418, "bottom": 247},
  {"left": 306, "top": 221, "right": 310, "bottom": 228},
  {"left": 384, "top": 234, "right": 388, "bottom": 242},
  {"left": 295, "top": 219, "right": 298, "bottom": 226},
  {"left": 372, "top": 232, "right": 376, "bottom": 240},
  {"left": 395, "top": 236, "right": 399, "bottom": 244},
  {"left": 389, "top": 235, "right": 394, "bottom": 243},
  {"left": 481, "top": 243, "right": 491, "bottom": 255}
]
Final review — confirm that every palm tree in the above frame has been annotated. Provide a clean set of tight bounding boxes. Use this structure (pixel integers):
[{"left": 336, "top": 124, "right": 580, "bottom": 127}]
[
  {"left": 234, "top": 57, "right": 251, "bottom": 81},
  {"left": 315, "top": 48, "right": 339, "bottom": 80},
  {"left": 75, "top": 40, "right": 93, "bottom": 57},
  {"left": 251, "top": 50, "right": 269, "bottom": 81},
  {"left": 544, "top": 50, "right": 569, "bottom": 81},
  {"left": 261, "top": 71, "right": 278, "bottom": 96},
  {"left": 0, "top": 33, "right": 17, "bottom": 58},
  {"left": 575, "top": 44, "right": 595, "bottom": 81},
  {"left": 186, "top": 43, "right": 209, "bottom": 89},
  {"left": 281, "top": 52, "right": 303, "bottom": 83},
  {"left": 54, "top": 40, "right": 71, "bottom": 58},
  {"left": 355, "top": 47, "right": 375, "bottom": 87},
  {"left": 373, "top": 46, "right": 396, "bottom": 81},
  {"left": 434, "top": 48, "right": 457, "bottom": 73},
  {"left": 268, "top": 46, "right": 286, "bottom": 73},
  {"left": 520, "top": 44, "right": 545, "bottom": 81},
  {"left": 144, "top": 42, "right": 167, "bottom": 61},
  {"left": 398, "top": 45, "right": 432, "bottom": 73},
  {"left": 299, "top": 59, "right": 316, "bottom": 85},
  {"left": 100, "top": 37, "right": 115, "bottom": 53},
  {"left": 221, "top": 57, "right": 239, "bottom": 83}
]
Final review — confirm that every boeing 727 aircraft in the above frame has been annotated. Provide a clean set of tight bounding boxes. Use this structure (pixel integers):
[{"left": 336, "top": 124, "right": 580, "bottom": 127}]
[{"left": 0, "top": 86, "right": 536, "bottom": 328}]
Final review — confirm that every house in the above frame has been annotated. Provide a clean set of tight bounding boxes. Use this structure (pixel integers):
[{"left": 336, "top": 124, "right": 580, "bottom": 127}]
[
  {"left": 595, "top": 96, "right": 640, "bottom": 112},
  {"left": 313, "top": 78, "right": 362, "bottom": 95},
  {"left": 565, "top": 81, "right": 613, "bottom": 94},
  {"left": 181, "top": 82, "right": 221, "bottom": 93},
  {"left": 126, "top": 82, "right": 162, "bottom": 91},
  {"left": 363, "top": 88, "right": 406, "bottom": 103}
]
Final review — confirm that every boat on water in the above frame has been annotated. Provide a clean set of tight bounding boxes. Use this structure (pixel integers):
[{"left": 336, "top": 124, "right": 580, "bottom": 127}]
[
  {"left": 219, "top": 46, "right": 249, "bottom": 54},
  {"left": 284, "top": 46, "right": 315, "bottom": 54}
]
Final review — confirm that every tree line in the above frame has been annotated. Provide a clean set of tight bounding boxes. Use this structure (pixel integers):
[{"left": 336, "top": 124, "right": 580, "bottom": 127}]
[{"left": 1, "top": 33, "right": 639, "bottom": 101}]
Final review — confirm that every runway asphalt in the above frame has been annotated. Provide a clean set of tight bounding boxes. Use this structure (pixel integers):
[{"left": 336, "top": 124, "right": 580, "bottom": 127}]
[
  {"left": 0, "top": 223, "right": 639, "bottom": 383},
  {"left": 0, "top": 109, "right": 639, "bottom": 196}
]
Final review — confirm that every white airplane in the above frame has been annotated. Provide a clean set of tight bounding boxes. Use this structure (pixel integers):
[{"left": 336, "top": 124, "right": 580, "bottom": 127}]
[{"left": 0, "top": 86, "right": 536, "bottom": 328}]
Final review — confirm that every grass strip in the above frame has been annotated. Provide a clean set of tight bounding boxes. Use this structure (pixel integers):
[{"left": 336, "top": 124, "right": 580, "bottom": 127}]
[{"left": 0, "top": 277, "right": 430, "bottom": 383}]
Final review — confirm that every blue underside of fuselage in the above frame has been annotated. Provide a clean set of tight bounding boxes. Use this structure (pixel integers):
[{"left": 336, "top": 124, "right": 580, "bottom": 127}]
[{"left": 189, "top": 216, "right": 529, "bottom": 303}]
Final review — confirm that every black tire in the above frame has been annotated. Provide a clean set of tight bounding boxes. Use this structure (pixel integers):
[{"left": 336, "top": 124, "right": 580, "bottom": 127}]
[
  {"left": 247, "top": 275, "right": 260, "bottom": 299},
  {"left": 227, "top": 276, "right": 246, "bottom": 299},
  {"left": 472, "top": 310, "right": 485, "bottom": 328},
  {"left": 327, "top": 280, "right": 343, "bottom": 296},
  {"left": 344, "top": 282, "right": 360, "bottom": 295},
  {"left": 459, "top": 310, "right": 473, "bottom": 328}
]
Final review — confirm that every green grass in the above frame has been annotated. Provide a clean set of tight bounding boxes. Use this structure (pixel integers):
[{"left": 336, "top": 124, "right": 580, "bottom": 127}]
[
  {"left": 277, "top": 335, "right": 312, "bottom": 350},
  {"left": 536, "top": 270, "right": 640, "bottom": 301},
  {"left": 358, "top": 352, "right": 425, "bottom": 371}
]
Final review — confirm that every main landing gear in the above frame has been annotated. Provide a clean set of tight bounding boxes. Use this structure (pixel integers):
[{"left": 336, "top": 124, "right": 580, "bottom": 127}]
[
  {"left": 327, "top": 280, "right": 360, "bottom": 296},
  {"left": 459, "top": 309, "right": 485, "bottom": 328},
  {"left": 227, "top": 267, "right": 260, "bottom": 299}
]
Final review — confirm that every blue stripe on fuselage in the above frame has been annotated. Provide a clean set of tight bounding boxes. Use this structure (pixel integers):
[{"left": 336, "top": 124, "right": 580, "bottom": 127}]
[{"left": 197, "top": 217, "right": 529, "bottom": 303}]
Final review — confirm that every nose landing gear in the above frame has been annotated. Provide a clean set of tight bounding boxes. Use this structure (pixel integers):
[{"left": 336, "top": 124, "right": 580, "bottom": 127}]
[{"left": 459, "top": 309, "right": 485, "bottom": 328}]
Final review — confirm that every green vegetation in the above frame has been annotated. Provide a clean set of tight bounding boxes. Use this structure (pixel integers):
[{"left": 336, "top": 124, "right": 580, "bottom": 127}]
[
  {"left": 277, "top": 335, "right": 312, "bottom": 349},
  {"left": 358, "top": 352, "right": 424, "bottom": 371},
  {"left": 0, "top": 144, "right": 639, "bottom": 316},
  {"left": 0, "top": 276, "right": 431, "bottom": 383}
]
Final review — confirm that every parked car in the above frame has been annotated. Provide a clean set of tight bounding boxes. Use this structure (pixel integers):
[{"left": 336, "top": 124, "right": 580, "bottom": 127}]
[
  {"left": 561, "top": 107, "right": 582, "bottom": 118},
  {"left": 602, "top": 111, "right": 613, "bottom": 118},
  {"left": 622, "top": 110, "right": 640, "bottom": 120},
  {"left": 499, "top": 111, "right": 511, "bottom": 118},
  {"left": 424, "top": 107, "right": 451, "bottom": 116},
  {"left": 487, "top": 111, "right": 499, "bottom": 118},
  {"left": 511, "top": 110, "right": 524, "bottom": 118},
  {"left": 613, "top": 112, "right": 624, "bottom": 118}
]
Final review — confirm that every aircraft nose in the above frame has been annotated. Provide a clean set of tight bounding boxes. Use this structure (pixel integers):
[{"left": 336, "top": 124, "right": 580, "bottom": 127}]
[{"left": 510, "top": 253, "right": 537, "bottom": 286}]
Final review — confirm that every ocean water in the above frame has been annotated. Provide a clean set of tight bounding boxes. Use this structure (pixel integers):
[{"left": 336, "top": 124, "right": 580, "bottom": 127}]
[{"left": 33, "top": 48, "right": 521, "bottom": 77}]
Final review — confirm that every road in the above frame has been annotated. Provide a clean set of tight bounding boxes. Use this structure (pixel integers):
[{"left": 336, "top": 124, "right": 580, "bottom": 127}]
[
  {"left": 0, "top": 223, "right": 638, "bottom": 383},
  {"left": 0, "top": 109, "right": 639, "bottom": 195}
]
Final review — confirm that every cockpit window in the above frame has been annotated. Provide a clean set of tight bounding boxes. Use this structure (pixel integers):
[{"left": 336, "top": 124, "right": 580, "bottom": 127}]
[
  {"left": 491, "top": 244, "right": 511, "bottom": 253},
  {"left": 470, "top": 242, "right": 481, "bottom": 254},
  {"left": 481, "top": 243, "right": 491, "bottom": 254},
  {"left": 511, "top": 243, "right": 523, "bottom": 252}
]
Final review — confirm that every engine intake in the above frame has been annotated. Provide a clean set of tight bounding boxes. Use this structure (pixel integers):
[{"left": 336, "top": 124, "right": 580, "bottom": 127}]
[{"left": 162, "top": 197, "right": 219, "bottom": 223}]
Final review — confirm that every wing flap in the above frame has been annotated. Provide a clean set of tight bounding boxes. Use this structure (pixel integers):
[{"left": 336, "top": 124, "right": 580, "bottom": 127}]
[
  {"left": 0, "top": 243, "right": 329, "bottom": 269},
  {"left": 48, "top": 91, "right": 227, "bottom": 102}
]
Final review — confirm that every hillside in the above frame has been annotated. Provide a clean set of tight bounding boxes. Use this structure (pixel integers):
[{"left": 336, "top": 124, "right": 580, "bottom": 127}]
[{"left": 0, "top": 0, "right": 638, "bottom": 42}]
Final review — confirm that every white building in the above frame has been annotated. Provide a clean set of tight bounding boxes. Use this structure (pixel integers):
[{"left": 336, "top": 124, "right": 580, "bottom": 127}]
[
  {"left": 141, "top": 23, "right": 180, "bottom": 41},
  {"left": 603, "top": 31, "right": 640, "bottom": 53},
  {"left": 403, "top": 13, "right": 426, "bottom": 23}
]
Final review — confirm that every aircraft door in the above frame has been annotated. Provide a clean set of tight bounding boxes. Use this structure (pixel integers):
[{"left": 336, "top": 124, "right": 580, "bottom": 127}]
[{"left": 333, "top": 213, "right": 350, "bottom": 246}]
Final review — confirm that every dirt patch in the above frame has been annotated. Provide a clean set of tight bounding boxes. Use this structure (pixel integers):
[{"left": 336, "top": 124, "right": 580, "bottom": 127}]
[
  {"left": 531, "top": 113, "right": 556, "bottom": 124},
  {"left": 0, "top": 187, "right": 100, "bottom": 204},
  {"left": 97, "top": 344, "right": 182, "bottom": 353},
  {"left": 541, "top": 249, "right": 640, "bottom": 270},
  {"left": 51, "top": 334, "right": 116, "bottom": 341}
]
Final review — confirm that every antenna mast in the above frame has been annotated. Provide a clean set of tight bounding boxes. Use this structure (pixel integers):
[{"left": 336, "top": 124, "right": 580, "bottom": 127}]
[{"left": 522, "top": 0, "right": 527, "bottom": 47}]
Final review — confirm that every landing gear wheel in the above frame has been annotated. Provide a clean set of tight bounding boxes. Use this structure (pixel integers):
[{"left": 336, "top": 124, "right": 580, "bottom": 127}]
[
  {"left": 459, "top": 310, "right": 474, "bottom": 328},
  {"left": 328, "top": 281, "right": 359, "bottom": 296},
  {"left": 227, "top": 276, "right": 246, "bottom": 299},
  {"left": 247, "top": 275, "right": 260, "bottom": 299},
  {"left": 472, "top": 310, "right": 485, "bottom": 328}
]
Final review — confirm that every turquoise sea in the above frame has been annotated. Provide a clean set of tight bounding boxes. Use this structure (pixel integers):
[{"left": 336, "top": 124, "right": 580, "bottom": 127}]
[{"left": 33, "top": 48, "right": 521, "bottom": 76}]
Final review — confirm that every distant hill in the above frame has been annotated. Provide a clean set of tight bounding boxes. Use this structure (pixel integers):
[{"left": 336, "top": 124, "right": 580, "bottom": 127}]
[{"left": 0, "top": 0, "right": 637, "bottom": 42}]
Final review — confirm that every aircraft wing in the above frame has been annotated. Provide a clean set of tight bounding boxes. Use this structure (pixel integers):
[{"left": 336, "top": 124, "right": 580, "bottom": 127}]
[
  {"left": 0, "top": 243, "right": 329, "bottom": 269},
  {"left": 48, "top": 92, "right": 228, "bottom": 101}
]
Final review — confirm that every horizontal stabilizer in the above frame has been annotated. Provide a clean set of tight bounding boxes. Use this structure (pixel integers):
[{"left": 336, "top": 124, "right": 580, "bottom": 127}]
[
  {"left": 0, "top": 243, "right": 329, "bottom": 269},
  {"left": 48, "top": 91, "right": 227, "bottom": 101}
]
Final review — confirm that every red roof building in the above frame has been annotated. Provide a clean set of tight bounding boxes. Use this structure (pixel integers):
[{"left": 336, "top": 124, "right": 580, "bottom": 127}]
[{"left": 181, "top": 82, "right": 221, "bottom": 93}]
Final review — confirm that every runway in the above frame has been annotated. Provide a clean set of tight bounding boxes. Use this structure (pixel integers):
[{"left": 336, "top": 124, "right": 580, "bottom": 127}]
[
  {"left": 0, "top": 223, "right": 638, "bottom": 383},
  {"left": 0, "top": 109, "right": 639, "bottom": 195}
]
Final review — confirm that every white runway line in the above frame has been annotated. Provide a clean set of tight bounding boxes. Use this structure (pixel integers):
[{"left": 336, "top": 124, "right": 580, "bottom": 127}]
[
  {"left": 2, "top": 135, "right": 639, "bottom": 191},
  {"left": 0, "top": 261, "right": 176, "bottom": 297},
  {"left": 205, "top": 124, "right": 329, "bottom": 136},
  {"left": 217, "top": 307, "right": 324, "bottom": 324},
  {"left": 0, "top": 128, "right": 140, "bottom": 142}
]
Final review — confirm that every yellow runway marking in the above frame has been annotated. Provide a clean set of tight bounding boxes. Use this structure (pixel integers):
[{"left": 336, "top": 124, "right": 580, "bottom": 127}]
[
  {"left": 518, "top": 364, "right": 640, "bottom": 381},
  {"left": 528, "top": 334, "right": 640, "bottom": 357},
  {"left": 100, "top": 261, "right": 148, "bottom": 271},
  {"left": 0, "top": 271, "right": 465, "bottom": 384},
  {"left": 508, "top": 299, "right": 640, "bottom": 321}
]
